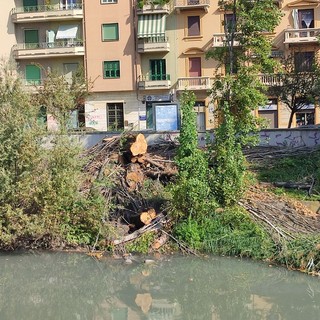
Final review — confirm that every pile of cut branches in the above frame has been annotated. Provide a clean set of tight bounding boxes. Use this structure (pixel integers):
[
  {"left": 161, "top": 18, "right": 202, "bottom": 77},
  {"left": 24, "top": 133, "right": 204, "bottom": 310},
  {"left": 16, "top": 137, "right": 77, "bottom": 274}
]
[{"left": 81, "top": 133, "right": 177, "bottom": 246}]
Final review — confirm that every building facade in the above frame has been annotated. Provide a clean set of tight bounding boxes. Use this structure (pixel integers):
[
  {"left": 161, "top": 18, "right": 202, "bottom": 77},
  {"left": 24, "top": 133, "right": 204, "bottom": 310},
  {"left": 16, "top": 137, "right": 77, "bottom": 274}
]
[{"left": 5, "top": 0, "right": 320, "bottom": 131}]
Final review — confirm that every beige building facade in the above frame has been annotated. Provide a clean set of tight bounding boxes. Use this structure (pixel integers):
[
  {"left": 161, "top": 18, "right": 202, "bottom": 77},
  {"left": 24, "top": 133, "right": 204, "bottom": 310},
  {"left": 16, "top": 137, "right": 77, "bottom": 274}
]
[{"left": 3, "top": 0, "right": 320, "bottom": 131}]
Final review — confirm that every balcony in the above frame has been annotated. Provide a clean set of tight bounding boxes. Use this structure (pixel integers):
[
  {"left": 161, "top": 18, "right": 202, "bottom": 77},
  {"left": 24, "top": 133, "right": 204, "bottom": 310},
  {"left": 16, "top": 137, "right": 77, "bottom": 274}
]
[
  {"left": 284, "top": 28, "right": 320, "bottom": 45},
  {"left": 174, "top": 0, "right": 210, "bottom": 13},
  {"left": 212, "top": 33, "right": 240, "bottom": 47},
  {"left": 138, "top": 74, "right": 171, "bottom": 90},
  {"left": 176, "top": 77, "right": 212, "bottom": 91},
  {"left": 137, "top": 3, "right": 170, "bottom": 15},
  {"left": 11, "top": 4, "right": 83, "bottom": 23},
  {"left": 137, "top": 36, "right": 170, "bottom": 53},
  {"left": 259, "top": 74, "right": 282, "bottom": 86},
  {"left": 12, "top": 41, "right": 84, "bottom": 59}
]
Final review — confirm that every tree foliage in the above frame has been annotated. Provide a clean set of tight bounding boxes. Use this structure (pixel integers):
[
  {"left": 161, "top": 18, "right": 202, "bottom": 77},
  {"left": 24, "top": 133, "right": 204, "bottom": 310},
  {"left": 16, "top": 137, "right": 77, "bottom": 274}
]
[
  {"left": 269, "top": 55, "right": 320, "bottom": 128},
  {"left": 0, "top": 60, "right": 108, "bottom": 249},
  {"left": 207, "top": 0, "right": 282, "bottom": 142},
  {"left": 169, "top": 91, "right": 217, "bottom": 220},
  {"left": 211, "top": 104, "right": 246, "bottom": 206},
  {"left": 35, "top": 66, "right": 91, "bottom": 130}
]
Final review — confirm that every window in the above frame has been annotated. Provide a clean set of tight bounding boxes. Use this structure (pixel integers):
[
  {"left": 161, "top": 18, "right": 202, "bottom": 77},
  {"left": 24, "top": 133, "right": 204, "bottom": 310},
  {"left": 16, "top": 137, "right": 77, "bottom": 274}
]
[
  {"left": 24, "top": 29, "right": 39, "bottom": 49},
  {"left": 104, "top": 61, "right": 120, "bottom": 78},
  {"left": 102, "top": 23, "right": 119, "bottom": 41},
  {"left": 25, "top": 64, "right": 41, "bottom": 85},
  {"left": 63, "top": 63, "right": 79, "bottom": 82},
  {"left": 294, "top": 51, "right": 314, "bottom": 72},
  {"left": 298, "top": 9, "right": 314, "bottom": 29},
  {"left": 150, "top": 59, "right": 167, "bottom": 80},
  {"left": 107, "top": 103, "right": 124, "bottom": 131},
  {"left": 224, "top": 13, "right": 236, "bottom": 33},
  {"left": 258, "top": 99, "right": 278, "bottom": 128},
  {"left": 189, "top": 57, "right": 201, "bottom": 77},
  {"left": 101, "top": 0, "right": 117, "bottom": 3},
  {"left": 187, "top": 16, "right": 200, "bottom": 36}
]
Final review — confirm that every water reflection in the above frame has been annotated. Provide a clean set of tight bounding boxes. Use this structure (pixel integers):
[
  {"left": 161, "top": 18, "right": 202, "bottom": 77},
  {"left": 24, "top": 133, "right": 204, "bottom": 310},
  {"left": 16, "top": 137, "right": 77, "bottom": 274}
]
[{"left": 0, "top": 252, "right": 319, "bottom": 320}]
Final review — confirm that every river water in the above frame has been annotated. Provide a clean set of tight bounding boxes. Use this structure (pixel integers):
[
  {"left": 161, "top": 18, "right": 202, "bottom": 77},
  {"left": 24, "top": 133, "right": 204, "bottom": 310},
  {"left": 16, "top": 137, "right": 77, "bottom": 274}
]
[{"left": 0, "top": 252, "right": 319, "bottom": 320}]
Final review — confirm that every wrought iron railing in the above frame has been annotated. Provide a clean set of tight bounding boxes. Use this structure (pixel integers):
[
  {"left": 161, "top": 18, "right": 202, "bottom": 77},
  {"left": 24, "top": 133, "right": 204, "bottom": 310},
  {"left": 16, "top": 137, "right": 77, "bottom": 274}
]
[
  {"left": 139, "top": 74, "right": 171, "bottom": 81},
  {"left": 138, "top": 36, "right": 169, "bottom": 44},
  {"left": 11, "top": 3, "right": 82, "bottom": 14},
  {"left": 13, "top": 40, "right": 84, "bottom": 50},
  {"left": 174, "top": 0, "right": 210, "bottom": 7}
]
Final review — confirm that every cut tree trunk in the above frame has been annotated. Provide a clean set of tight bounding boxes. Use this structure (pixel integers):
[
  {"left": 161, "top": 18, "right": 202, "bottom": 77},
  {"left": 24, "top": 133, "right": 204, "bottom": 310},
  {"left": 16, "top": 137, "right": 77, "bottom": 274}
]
[{"left": 127, "top": 208, "right": 157, "bottom": 229}]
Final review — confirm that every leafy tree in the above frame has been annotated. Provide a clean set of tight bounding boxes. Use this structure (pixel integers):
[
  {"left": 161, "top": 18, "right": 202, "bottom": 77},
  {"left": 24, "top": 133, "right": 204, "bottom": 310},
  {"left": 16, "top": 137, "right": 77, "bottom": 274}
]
[
  {"left": 211, "top": 104, "right": 246, "bottom": 206},
  {"left": 35, "top": 66, "right": 92, "bottom": 131},
  {"left": 169, "top": 90, "right": 217, "bottom": 220},
  {"left": 269, "top": 55, "right": 320, "bottom": 128},
  {"left": 207, "top": 0, "right": 282, "bottom": 143},
  {"left": 0, "top": 60, "right": 108, "bottom": 249}
]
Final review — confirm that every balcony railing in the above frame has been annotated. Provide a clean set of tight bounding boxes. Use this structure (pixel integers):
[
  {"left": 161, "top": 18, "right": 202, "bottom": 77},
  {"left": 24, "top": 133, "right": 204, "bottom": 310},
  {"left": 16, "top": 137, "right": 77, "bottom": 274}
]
[
  {"left": 137, "top": 36, "right": 170, "bottom": 53},
  {"left": 212, "top": 33, "right": 240, "bottom": 47},
  {"left": 12, "top": 41, "right": 84, "bottom": 59},
  {"left": 138, "top": 74, "right": 171, "bottom": 90},
  {"left": 174, "top": 0, "right": 210, "bottom": 12},
  {"left": 11, "top": 4, "right": 83, "bottom": 23},
  {"left": 176, "top": 74, "right": 283, "bottom": 90},
  {"left": 259, "top": 74, "right": 283, "bottom": 86},
  {"left": 284, "top": 28, "right": 320, "bottom": 44},
  {"left": 137, "top": 3, "right": 170, "bottom": 14},
  {"left": 176, "top": 77, "right": 212, "bottom": 90}
]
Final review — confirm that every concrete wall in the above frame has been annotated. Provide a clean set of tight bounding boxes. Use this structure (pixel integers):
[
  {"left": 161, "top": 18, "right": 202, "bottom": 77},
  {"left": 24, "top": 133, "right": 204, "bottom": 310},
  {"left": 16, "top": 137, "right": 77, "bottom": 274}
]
[{"left": 73, "top": 128, "right": 320, "bottom": 150}]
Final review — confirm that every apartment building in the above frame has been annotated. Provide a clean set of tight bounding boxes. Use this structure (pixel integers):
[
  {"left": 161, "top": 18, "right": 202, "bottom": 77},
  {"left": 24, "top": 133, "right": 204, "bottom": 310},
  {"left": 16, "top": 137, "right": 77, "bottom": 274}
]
[
  {"left": 83, "top": 0, "right": 140, "bottom": 131},
  {"left": 261, "top": 0, "right": 320, "bottom": 128},
  {"left": 4, "top": 0, "right": 320, "bottom": 131},
  {"left": 9, "top": 0, "right": 85, "bottom": 128}
]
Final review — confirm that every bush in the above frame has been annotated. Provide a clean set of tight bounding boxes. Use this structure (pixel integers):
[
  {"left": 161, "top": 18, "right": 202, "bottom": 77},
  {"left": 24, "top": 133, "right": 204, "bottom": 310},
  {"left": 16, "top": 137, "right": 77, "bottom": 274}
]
[{"left": 174, "top": 206, "right": 275, "bottom": 259}]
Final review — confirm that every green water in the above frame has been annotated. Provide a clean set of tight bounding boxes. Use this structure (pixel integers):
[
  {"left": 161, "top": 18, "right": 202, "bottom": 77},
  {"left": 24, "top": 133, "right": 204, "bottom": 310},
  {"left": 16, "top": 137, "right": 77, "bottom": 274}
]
[{"left": 0, "top": 252, "right": 319, "bottom": 320}]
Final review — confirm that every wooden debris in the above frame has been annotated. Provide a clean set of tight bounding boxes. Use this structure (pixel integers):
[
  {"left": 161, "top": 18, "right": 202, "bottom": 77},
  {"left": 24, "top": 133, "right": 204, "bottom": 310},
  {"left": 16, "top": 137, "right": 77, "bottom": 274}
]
[
  {"left": 151, "top": 233, "right": 168, "bottom": 250},
  {"left": 126, "top": 208, "right": 157, "bottom": 229},
  {"left": 113, "top": 214, "right": 164, "bottom": 245}
]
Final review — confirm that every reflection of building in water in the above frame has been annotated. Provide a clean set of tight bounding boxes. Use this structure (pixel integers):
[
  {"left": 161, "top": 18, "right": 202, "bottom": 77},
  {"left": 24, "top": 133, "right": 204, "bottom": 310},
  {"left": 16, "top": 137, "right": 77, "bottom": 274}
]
[{"left": 147, "top": 299, "right": 182, "bottom": 320}]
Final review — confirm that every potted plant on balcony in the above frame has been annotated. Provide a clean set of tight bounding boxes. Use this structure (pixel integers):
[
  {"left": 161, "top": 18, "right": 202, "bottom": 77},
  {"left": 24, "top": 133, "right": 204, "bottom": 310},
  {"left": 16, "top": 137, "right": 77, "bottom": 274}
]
[{"left": 137, "top": 0, "right": 170, "bottom": 9}]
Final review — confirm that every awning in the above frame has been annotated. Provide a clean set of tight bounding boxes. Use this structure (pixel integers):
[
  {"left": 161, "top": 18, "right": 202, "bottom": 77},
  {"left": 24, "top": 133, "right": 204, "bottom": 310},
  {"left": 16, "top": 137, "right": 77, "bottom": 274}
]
[
  {"left": 56, "top": 25, "right": 78, "bottom": 39},
  {"left": 137, "top": 14, "right": 166, "bottom": 38}
]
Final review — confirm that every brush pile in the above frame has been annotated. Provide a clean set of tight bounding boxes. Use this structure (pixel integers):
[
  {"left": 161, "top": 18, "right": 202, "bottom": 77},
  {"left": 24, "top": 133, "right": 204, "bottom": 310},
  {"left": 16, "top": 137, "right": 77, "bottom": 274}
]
[
  {"left": 81, "top": 133, "right": 177, "bottom": 242},
  {"left": 82, "top": 137, "right": 320, "bottom": 248}
]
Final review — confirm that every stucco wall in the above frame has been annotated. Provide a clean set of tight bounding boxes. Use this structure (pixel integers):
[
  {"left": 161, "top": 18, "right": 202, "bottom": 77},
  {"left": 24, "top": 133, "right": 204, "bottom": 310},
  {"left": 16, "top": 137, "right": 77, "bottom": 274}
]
[{"left": 73, "top": 128, "right": 320, "bottom": 150}]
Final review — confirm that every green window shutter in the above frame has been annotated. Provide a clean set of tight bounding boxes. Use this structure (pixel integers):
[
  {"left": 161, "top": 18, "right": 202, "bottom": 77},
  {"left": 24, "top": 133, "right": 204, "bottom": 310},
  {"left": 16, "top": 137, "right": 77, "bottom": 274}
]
[
  {"left": 24, "top": 30, "right": 39, "bottom": 49},
  {"left": 102, "top": 24, "right": 119, "bottom": 41},
  {"left": 23, "top": 0, "right": 38, "bottom": 11},
  {"left": 104, "top": 61, "right": 120, "bottom": 78},
  {"left": 26, "top": 65, "right": 41, "bottom": 85},
  {"left": 150, "top": 59, "right": 166, "bottom": 80}
]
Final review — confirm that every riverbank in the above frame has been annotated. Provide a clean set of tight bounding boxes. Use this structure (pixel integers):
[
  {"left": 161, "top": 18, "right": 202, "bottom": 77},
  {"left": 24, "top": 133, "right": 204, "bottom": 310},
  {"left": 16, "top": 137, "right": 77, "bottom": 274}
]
[{"left": 81, "top": 138, "right": 320, "bottom": 275}]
